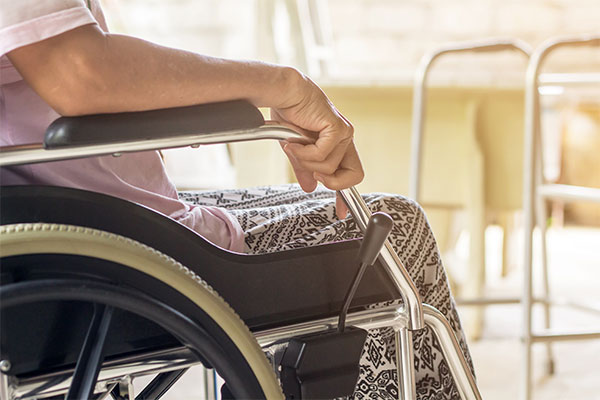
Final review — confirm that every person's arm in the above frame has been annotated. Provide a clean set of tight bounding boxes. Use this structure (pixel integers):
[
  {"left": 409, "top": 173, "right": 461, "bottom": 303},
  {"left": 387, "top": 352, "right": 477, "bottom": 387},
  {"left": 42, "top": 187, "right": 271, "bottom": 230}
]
[
  {"left": 8, "top": 24, "right": 288, "bottom": 115},
  {"left": 7, "top": 24, "right": 363, "bottom": 215}
]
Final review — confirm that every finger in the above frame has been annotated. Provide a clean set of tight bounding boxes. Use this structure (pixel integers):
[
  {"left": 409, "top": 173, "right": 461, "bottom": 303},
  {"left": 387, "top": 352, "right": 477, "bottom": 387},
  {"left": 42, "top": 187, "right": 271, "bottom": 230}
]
[
  {"left": 314, "top": 168, "right": 361, "bottom": 191},
  {"left": 335, "top": 192, "right": 349, "bottom": 220},
  {"left": 286, "top": 141, "right": 348, "bottom": 176},
  {"left": 296, "top": 169, "right": 318, "bottom": 192},
  {"left": 285, "top": 122, "right": 353, "bottom": 162},
  {"left": 313, "top": 144, "right": 364, "bottom": 190},
  {"left": 282, "top": 142, "right": 318, "bottom": 192}
]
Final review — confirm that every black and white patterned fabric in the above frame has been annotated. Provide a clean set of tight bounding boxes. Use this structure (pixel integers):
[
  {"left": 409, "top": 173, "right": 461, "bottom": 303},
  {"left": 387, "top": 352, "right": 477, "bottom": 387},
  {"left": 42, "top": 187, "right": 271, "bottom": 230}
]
[{"left": 179, "top": 184, "right": 474, "bottom": 400}]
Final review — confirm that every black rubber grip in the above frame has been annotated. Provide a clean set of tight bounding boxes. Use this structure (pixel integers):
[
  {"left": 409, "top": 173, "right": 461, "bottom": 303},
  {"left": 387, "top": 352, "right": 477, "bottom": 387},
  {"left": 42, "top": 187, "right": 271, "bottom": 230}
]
[
  {"left": 358, "top": 212, "right": 394, "bottom": 266},
  {"left": 44, "top": 100, "right": 265, "bottom": 149}
]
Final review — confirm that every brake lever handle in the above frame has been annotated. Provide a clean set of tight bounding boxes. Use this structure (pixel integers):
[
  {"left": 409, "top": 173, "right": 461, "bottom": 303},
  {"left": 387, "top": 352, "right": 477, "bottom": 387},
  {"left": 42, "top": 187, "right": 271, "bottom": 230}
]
[
  {"left": 358, "top": 212, "right": 394, "bottom": 266},
  {"left": 338, "top": 212, "right": 393, "bottom": 333}
]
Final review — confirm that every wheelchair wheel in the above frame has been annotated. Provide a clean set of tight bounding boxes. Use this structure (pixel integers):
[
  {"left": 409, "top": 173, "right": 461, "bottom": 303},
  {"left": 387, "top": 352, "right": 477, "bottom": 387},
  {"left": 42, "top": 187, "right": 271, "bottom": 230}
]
[{"left": 0, "top": 223, "right": 283, "bottom": 400}]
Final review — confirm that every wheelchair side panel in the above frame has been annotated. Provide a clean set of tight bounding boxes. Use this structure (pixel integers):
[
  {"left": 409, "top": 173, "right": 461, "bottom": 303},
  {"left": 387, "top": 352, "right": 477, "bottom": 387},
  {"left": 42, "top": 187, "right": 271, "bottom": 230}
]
[{"left": 1, "top": 185, "right": 400, "bottom": 332}]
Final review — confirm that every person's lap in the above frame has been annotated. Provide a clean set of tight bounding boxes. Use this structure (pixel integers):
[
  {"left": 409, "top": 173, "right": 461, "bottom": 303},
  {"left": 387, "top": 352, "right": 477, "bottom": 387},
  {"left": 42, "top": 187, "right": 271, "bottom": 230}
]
[{"left": 179, "top": 184, "right": 472, "bottom": 399}]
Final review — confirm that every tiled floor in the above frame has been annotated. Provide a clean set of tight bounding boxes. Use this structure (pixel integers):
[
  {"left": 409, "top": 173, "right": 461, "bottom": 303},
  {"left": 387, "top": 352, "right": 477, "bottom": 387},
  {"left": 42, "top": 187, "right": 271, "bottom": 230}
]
[{"left": 465, "top": 225, "right": 600, "bottom": 400}]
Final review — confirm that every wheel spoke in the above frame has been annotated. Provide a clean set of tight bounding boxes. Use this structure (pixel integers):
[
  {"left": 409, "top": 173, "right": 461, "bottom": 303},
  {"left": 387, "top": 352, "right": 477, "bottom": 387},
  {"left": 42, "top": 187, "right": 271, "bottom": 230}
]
[
  {"left": 135, "top": 368, "right": 188, "bottom": 400},
  {"left": 66, "top": 304, "right": 114, "bottom": 400}
]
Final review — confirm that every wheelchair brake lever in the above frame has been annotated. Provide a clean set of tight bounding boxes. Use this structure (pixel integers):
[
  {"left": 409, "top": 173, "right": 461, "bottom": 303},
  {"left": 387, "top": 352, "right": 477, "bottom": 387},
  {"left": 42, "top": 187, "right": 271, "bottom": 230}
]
[
  {"left": 337, "top": 212, "right": 393, "bottom": 333},
  {"left": 277, "top": 213, "right": 393, "bottom": 399},
  {"left": 357, "top": 212, "right": 394, "bottom": 266}
]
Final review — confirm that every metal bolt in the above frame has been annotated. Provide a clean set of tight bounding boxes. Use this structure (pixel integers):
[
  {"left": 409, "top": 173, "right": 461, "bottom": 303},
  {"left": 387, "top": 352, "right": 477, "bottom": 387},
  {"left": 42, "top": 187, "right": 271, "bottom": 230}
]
[
  {"left": 112, "top": 153, "right": 122, "bottom": 157},
  {"left": 0, "top": 360, "right": 11, "bottom": 373},
  {"left": 190, "top": 144, "right": 200, "bottom": 148}
]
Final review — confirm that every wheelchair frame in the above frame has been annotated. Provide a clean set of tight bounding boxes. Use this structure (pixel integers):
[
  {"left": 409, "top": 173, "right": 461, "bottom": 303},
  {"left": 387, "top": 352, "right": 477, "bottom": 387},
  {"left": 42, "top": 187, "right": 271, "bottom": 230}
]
[{"left": 0, "top": 104, "right": 480, "bottom": 400}]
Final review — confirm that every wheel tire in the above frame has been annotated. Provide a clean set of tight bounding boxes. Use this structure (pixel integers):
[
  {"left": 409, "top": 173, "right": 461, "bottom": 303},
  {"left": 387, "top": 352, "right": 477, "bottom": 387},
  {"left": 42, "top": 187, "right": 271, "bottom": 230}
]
[{"left": 0, "top": 223, "right": 283, "bottom": 400}]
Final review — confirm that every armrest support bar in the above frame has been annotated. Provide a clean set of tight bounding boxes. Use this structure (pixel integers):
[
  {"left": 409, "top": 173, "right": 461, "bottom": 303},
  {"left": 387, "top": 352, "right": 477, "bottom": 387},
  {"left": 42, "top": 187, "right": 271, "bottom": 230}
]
[{"left": 0, "top": 124, "right": 304, "bottom": 167}]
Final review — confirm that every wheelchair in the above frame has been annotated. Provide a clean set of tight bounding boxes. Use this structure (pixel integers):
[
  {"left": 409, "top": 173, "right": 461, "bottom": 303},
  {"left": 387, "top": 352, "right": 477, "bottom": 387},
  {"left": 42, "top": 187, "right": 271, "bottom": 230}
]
[{"left": 0, "top": 100, "right": 481, "bottom": 400}]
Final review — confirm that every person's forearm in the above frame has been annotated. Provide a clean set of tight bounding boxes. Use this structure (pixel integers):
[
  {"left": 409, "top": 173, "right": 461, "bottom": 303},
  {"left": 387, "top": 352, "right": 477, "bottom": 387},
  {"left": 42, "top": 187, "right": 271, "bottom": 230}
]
[
  {"left": 8, "top": 23, "right": 363, "bottom": 192},
  {"left": 8, "top": 25, "right": 297, "bottom": 116}
]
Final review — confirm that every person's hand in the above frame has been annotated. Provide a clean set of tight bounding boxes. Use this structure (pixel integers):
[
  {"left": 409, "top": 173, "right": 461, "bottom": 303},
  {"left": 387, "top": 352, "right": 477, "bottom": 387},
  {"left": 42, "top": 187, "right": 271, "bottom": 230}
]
[{"left": 269, "top": 68, "right": 364, "bottom": 219}]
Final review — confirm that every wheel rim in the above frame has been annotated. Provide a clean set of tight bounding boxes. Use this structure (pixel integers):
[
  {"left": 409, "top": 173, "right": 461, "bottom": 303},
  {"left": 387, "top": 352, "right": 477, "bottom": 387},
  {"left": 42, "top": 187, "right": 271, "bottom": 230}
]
[
  {"left": 0, "top": 223, "right": 283, "bottom": 399},
  {"left": 1, "top": 278, "right": 258, "bottom": 399}
]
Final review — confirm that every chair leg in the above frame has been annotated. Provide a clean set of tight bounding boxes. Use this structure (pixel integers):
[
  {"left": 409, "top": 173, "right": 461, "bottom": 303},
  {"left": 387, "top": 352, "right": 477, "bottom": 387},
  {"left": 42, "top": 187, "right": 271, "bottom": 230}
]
[{"left": 395, "top": 328, "right": 416, "bottom": 400}]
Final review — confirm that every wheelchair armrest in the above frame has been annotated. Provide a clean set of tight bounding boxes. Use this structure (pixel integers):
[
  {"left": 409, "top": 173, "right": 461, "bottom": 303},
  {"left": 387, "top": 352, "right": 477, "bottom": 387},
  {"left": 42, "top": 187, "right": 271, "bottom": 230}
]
[{"left": 44, "top": 100, "right": 264, "bottom": 149}]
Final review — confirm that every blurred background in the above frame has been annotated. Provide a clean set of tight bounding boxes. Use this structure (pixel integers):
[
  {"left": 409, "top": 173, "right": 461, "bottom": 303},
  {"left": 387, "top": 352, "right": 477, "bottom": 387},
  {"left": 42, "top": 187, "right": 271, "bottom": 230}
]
[{"left": 100, "top": 1, "right": 599, "bottom": 398}]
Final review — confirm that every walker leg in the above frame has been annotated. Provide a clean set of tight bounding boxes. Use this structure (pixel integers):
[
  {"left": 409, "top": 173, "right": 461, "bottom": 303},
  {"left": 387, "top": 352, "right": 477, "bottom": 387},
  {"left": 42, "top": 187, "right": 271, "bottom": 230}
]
[
  {"left": 534, "top": 125, "right": 555, "bottom": 377},
  {"left": 536, "top": 195, "right": 555, "bottom": 376},
  {"left": 522, "top": 143, "right": 536, "bottom": 400}
]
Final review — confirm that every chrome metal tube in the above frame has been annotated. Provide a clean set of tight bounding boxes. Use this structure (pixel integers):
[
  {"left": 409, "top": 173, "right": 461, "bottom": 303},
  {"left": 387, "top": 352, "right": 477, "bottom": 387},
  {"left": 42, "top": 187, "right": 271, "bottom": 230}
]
[
  {"left": 12, "top": 347, "right": 197, "bottom": 400},
  {"left": 396, "top": 328, "right": 416, "bottom": 400},
  {"left": 457, "top": 296, "right": 521, "bottom": 306},
  {"left": 9, "top": 307, "right": 406, "bottom": 400},
  {"left": 255, "top": 305, "right": 407, "bottom": 347},
  {"left": 409, "top": 39, "right": 531, "bottom": 201},
  {"left": 423, "top": 305, "right": 482, "bottom": 400},
  {"left": 0, "top": 124, "right": 308, "bottom": 167},
  {"left": 537, "top": 184, "right": 600, "bottom": 203},
  {"left": 339, "top": 187, "right": 424, "bottom": 330},
  {"left": 521, "top": 34, "right": 600, "bottom": 400},
  {"left": 8, "top": 304, "right": 481, "bottom": 400},
  {"left": 538, "top": 72, "right": 600, "bottom": 85},
  {"left": 0, "top": 371, "right": 10, "bottom": 400},
  {"left": 531, "top": 330, "right": 600, "bottom": 343}
]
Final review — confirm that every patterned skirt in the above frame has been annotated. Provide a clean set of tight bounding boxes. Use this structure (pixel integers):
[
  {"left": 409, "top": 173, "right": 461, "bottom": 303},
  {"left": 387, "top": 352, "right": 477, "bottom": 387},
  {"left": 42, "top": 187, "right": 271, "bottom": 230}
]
[{"left": 179, "top": 184, "right": 473, "bottom": 400}]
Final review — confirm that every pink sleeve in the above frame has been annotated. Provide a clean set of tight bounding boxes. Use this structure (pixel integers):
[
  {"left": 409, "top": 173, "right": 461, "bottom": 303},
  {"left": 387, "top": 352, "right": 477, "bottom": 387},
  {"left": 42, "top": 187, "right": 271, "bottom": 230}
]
[{"left": 0, "top": 0, "right": 97, "bottom": 56}]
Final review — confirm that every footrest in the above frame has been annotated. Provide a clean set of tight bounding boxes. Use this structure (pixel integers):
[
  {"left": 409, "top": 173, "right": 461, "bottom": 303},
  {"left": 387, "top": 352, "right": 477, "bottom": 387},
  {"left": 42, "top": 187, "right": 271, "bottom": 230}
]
[{"left": 279, "top": 327, "right": 368, "bottom": 399}]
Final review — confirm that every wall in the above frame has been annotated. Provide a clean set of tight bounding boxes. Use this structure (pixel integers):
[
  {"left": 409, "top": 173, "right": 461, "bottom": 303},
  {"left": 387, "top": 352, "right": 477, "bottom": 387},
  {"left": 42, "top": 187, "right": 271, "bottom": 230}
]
[
  {"left": 100, "top": 0, "right": 599, "bottom": 225},
  {"left": 101, "top": 0, "right": 600, "bottom": 85}
]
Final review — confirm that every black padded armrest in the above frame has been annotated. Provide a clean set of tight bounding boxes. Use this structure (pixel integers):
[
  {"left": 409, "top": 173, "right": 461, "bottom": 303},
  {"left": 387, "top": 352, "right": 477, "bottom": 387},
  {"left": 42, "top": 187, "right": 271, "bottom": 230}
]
[{"left": 44, "top": 100, "right": 265, "bottom": 149}]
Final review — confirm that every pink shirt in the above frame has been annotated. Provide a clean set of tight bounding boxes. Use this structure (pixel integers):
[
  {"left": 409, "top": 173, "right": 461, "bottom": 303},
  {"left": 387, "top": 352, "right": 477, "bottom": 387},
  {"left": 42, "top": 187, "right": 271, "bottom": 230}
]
[{"left": 0, "top": 0, "right": 245, "bottom": 252}]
